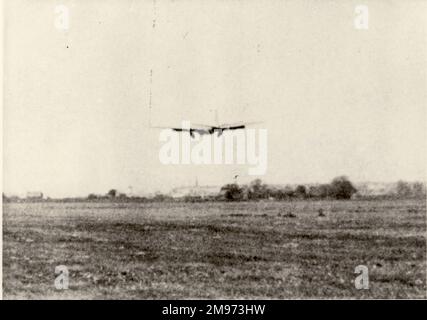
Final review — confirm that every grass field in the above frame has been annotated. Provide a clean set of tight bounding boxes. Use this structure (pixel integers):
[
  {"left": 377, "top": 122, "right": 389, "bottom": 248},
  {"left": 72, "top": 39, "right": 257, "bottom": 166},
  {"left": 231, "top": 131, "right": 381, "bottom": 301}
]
[{"left": 3, "top": 199, "right": 426, "bottom": 299}]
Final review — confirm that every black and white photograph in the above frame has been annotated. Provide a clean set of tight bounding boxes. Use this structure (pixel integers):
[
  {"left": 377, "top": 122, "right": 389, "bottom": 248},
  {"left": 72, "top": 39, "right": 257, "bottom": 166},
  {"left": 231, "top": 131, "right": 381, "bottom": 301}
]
[{"left": 1, "top": 0, "right": 426, "bottom": 302}]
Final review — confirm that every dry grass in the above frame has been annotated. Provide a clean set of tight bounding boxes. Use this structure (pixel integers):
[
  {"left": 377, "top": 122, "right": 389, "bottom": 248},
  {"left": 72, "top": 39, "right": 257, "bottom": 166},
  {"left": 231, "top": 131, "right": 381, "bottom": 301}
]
[{"left": 3, "top": 200, "right": 426, "bottom": 299}]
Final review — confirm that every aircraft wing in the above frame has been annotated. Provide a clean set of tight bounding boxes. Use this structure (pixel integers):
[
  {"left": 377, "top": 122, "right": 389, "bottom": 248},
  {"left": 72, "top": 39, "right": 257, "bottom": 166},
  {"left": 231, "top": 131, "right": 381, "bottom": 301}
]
[
  {"left": 157, "top": 123, "right": 217, "bottom": 130},
  {"left": 219, "top": 121, "right": 263, "bottom": 129},
  {"left": 151, "top": 126, "right": 194, "bottom": 134},
  {"left": 219, "top": 125, "right": 244, "bottom": 130},
  {"left": 191, "top": 123, "right": 216, "bottom": 129}
]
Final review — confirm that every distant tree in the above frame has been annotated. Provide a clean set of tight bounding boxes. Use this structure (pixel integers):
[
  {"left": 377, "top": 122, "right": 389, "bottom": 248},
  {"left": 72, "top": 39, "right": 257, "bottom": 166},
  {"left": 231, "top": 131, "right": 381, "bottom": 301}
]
[
  {"left": 267, "top": 186, "right": 281, "bottom": 200},
  {"left": 329, "top": 176, "right": 357, "bottom": 199},
  {"left": 308, "top": 184, "right": 332, "bottom": 199},
  {"left": 283, "top": 186, "right": 295, "bottom": 198},
  {"left": 307, "top": 186, "right": 318, "bottom": 198},
  {"left": 248, "top": 179, "right": 268, "bottom": 200},
  {"left": 153, "top": 193, "right": 167, "bottom": 202},
  {"left": 220, "top": 183, "right": 244, "bottom": 201},
  {"left": 412, "top": 182, "right": 426, "bottom": 198},
  {"left": 183, "top": 195, "right": 203, "bottom": 203},
  {"left": 240, "top": 185, "right": 250, "bottom": 200},
  {"left": 295, "top": 185, "right": 307, "bottom": 198},
  {"left": 87, "top": 193, "right": 98, "bottom": 200},
  {"left": 107, "top": 189, "right": 117, "bottom": 198},
  {"left": 396, "top": 181, "right": 412, "bottom": 198},
  {"left": 319, "top": 184, "right": 333, "bottom": 199}
]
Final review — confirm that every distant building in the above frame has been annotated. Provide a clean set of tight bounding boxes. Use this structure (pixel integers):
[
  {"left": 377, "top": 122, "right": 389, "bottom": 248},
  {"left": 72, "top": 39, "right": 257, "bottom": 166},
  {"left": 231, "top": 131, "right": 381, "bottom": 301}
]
[
  {"left": 26, "top": 191, "right": 44, "bottom": 200},
  {"left": 354, "top": 182, "right": 396, "bottom": 197},
  {"left": 169, "top": 185, "right": 220, "bottom": 199}
]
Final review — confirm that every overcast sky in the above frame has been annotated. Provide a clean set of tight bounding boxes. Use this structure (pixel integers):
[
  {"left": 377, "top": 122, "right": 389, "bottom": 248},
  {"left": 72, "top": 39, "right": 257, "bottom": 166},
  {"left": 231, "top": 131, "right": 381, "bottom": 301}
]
[{"left": 3, "top": 0, "right": 426, "bottom": 197}]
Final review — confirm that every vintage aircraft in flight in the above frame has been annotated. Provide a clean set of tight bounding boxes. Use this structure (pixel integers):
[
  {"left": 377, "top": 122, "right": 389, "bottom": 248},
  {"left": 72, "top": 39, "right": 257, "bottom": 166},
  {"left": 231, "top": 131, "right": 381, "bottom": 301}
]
[
  {"left": 148, "top": 71, "right": 261, "bottom": 138},
  {"left": 154, "top": 110, "right": 262, "bottom": 138}
]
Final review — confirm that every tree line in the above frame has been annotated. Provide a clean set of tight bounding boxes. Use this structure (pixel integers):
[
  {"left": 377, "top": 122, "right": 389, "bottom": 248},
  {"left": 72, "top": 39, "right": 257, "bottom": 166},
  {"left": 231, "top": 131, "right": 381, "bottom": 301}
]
[
  {"left": 220, "top": 176, "right": 358, "bottom": 201},
  {"left": 3, "top": 177, "right": 426, "bottom": 203}
]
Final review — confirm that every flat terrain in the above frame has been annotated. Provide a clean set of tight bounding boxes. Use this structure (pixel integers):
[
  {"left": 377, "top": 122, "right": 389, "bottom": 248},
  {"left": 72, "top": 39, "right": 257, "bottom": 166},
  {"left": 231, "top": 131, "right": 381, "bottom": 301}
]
[{"left": 3, "top": 200, "right": 426, "bottom": 299}]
